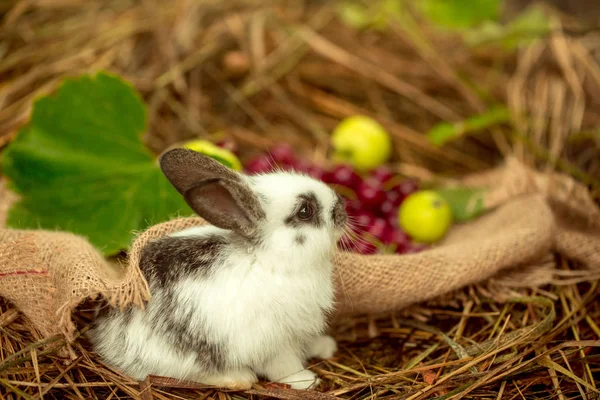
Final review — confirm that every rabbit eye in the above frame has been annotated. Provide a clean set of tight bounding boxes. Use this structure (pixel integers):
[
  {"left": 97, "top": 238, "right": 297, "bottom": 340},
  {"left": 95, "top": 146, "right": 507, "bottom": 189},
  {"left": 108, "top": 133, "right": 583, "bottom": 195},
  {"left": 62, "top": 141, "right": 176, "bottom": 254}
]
[
  {"left": 297, "top": 203, "right": 315, "bottom": 220},
  {"left": 285, "top": 192, "right": 323, "bottom": 228}
]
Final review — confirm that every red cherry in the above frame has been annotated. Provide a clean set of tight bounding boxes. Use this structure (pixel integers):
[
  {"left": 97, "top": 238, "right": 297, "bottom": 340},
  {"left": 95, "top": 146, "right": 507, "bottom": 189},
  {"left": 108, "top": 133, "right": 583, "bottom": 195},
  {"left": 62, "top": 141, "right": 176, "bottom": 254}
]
[
  {"left": 353, "top": 211, "right": 376, "bottom": 231},
  {"left": 357, "top": 180, "right": 386, "bottom": 209},
  {"left": 324, "top": 164, "right": 362, "bottom": 190},
  {"left": 402, "top": 243, "right": 428, "bottom": 254},
  {"left": 339, "top": 234, "right": 373, "bottom": 254},
  {"left": 307, "top": 165, "right": 326, "bottom": 180},
  {"left": 338, "top": 234, "right": 354, "bottom": 251},
  {"left": 394, "top": 179, "right": 419, "bottom": 199},
  {"left": 383, "top": 228, "right": 411, "bottom": 247},
  {"left": 365, "top": 218, "right": 387, "bottom": 241},
  {"left": 345, "top": 199, "right": 362, "bottom": 215},
  {"left": 386, "top": 212, "right": 399, "bottom": 228},
  {"left": 245, "top": 155, "right": 273, "bottom": 174},
  {"left": 269, "top": 143, "right": 296, "bottom": 165},
  {"left": 290, "top": 159, "right": 312, "bottom": 174},
  {"left": 395, "top": 245, "right": 408, "bottom": 254},
  {"left": 379, "top": 199, "right": 397, "bottom": 216},
  {"left": 370, "top": 166, "right": 394, "bottom": 184},
  {"left": 352, "top": 240, "right": 378, "bottom": 255},
  {"left": 385, "top": 189, "right": 403, "bottom": 206}
]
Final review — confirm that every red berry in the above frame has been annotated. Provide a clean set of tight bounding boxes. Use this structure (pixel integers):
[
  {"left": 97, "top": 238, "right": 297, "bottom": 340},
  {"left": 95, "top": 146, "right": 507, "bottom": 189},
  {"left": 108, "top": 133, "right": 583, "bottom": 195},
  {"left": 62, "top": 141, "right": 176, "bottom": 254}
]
[
  {"left": 379, "top": 199, "right": 397, "bottom": 216},
  {"left": 352, "top": 240, "right": 378, "bottom": 255},
  {"left": 346, "top": 199, "right": 362, "bottom": 215},
  {"left": 384, "top": 228, "right": 410, "bottom": 247},
  {"left": 365, "top": 218, "right": 387, "bottom": 241},
  {"left": 386, "top": 212, "right": 399, "bottom": 228},
  {"left": 269, "top": 143, "right": 296, "bottom": 165},
  {"left": 338, "top": 234, "right": 354, "bottom": 251},
  {"left": 339, "top": 234, "right": 374, "bottom": 254},
  {"left": 385, "top": 189, "right": 403, "bottom": 206},
  {"left": 324, "top": 164, "right": 362, "bottom": 190},
  {"left": 395, "top": 245, "right": 407, "bottom": 254},
  {"left": 357, "top": 180, "right": 385, "bottom": 209},
  {"left": 245, "top": 155, "right": 273, "bottom": 174},
  {"left": 290, "top": 159, "right": 312, "bottom": 174},
  {"left": 394, "top": 179, "right": 419, "bottom": 199},
  {"left": 370, "top": 166, "right": 394, "bottom": 184},
  {"left": 353, "top": 210, "right": 376, "bottom": 231},
  {"left": 307, "top": 165, "right": 326, "bottom": 180},
  {"left": 402, "top": 243, "right": 428, "bottom": 254}
]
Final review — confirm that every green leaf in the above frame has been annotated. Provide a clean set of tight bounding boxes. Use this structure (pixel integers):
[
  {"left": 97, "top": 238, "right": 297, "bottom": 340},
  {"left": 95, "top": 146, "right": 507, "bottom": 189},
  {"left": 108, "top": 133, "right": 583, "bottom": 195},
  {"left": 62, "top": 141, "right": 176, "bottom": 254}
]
[
  {"left": 336, "top": 2, "right": 372, "bottom": 30},
  {"left": 426, "top": 106, "right": 511, "bottom": 146},
  {"left": 435, "top": 187, "right": 487, "bottom": 222},
  {"left": 464, "top": 5, "right": 551, "bottom": 49},
  {"left": 462, "top": 20, "right": 506, "bottom": 46},
  {"left": 336, "top": 0, "right": 405, "bottom": 31},
  {"left": 372, "top": 0, "right": 405, "bottom": 30},
  {"left": 2, "top": 72, "right": 193, "bottom": 255},
  {"left": 417, "top": 0, "right": 500, "bottom": 30}
]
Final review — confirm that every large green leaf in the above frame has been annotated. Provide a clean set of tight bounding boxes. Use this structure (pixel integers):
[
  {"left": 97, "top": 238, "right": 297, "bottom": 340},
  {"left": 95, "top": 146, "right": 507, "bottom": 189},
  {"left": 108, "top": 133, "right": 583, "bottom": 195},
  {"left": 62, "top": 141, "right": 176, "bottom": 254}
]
[{"left": 2, "top": 72, "right": 193, "bottom": 255}]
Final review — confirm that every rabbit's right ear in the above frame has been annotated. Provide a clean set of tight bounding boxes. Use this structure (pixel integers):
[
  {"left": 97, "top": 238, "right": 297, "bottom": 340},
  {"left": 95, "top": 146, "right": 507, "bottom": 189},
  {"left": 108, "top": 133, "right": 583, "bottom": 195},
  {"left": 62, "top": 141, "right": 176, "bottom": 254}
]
[{"left": 159, "top": 148, "right": 265, "bottom": 238}]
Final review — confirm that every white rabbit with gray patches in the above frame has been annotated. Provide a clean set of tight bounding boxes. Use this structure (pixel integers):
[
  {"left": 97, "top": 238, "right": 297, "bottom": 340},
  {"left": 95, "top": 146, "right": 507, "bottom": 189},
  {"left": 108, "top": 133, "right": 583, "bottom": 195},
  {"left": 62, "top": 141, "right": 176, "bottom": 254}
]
[{"left": 89, "top": 148, "right": 347, "bottom": 390}]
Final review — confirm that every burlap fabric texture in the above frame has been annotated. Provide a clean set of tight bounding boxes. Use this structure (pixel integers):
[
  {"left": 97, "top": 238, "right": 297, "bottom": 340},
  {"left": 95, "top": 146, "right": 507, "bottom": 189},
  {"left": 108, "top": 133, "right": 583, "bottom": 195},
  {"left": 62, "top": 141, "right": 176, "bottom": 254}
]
[{"left": 0, "top": 157, "right": 599, "bottom": 343}]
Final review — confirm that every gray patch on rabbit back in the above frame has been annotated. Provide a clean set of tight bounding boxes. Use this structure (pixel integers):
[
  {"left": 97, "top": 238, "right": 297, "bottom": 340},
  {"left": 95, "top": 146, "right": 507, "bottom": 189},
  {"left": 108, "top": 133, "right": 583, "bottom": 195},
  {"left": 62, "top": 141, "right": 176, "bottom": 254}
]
[
  {"left": 93, "top": 284, "right": 226, "bottom": 375},
  {"left": 137, "top": 235, "right": 229, "bottom": 370},
  {"left": 154, "top": 289, "right": 225, "bottom": 371},
  {"left": 88, "top": 307, "right": 138, "bottom": 369},
  {"left": 139, "top": 235, "right": 227, "bottom": 287}
]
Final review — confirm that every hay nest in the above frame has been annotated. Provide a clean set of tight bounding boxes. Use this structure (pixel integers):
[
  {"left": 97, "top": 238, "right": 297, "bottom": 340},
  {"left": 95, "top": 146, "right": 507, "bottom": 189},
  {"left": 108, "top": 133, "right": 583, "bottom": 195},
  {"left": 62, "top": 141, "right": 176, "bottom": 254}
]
[{"left": 1, "top": 0, "right": 599, "bottom": 399}]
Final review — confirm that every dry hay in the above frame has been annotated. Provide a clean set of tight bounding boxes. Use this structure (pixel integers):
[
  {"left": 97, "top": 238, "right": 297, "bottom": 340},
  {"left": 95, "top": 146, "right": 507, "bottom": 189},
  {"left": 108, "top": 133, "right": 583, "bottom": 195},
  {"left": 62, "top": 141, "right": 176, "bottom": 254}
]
[{"left": 0, "top": 0, "right": 599, "bottom": 399}]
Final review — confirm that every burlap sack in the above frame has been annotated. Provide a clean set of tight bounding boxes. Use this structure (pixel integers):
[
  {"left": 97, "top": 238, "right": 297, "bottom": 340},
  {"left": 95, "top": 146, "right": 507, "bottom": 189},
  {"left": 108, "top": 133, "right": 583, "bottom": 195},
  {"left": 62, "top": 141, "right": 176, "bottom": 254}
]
[
  {"left": 0, "top": 157, "right": 599, "bottom": 341},
  {"left": 0, "top": 181, "right": 150, "bottom": 340}
]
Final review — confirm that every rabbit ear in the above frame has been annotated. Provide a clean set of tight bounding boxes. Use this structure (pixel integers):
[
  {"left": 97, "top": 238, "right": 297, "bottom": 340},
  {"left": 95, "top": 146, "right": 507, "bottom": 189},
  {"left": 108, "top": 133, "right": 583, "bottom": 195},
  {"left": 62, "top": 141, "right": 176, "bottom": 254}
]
[{"left": 159, "top": 148, "right": 265, "bottom": 238}]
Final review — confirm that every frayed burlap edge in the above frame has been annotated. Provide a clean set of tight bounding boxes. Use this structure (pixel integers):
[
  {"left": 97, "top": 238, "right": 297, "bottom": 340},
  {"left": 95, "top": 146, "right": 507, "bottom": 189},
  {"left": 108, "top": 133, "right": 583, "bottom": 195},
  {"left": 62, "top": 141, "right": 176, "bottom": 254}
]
[
  {"left": 0, "top": 179, "right": 150, "bottom": 341},
  {"left": 464, "top": 157, "right": 600, "bottom": 228}
]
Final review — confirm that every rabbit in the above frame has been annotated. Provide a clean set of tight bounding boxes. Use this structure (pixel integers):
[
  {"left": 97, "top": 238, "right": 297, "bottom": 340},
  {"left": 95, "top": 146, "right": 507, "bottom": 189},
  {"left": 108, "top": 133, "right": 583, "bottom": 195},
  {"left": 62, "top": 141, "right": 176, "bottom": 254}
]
[{"left": 88, "top": 147, "right": 348, "bottom": 390}]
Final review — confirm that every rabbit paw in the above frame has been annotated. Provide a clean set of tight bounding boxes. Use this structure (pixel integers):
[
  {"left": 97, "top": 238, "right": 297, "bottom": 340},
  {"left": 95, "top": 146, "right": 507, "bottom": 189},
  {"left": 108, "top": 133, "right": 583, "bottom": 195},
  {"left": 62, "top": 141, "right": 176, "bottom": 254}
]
[
  {"left": 201, "top": 368, "right": 258, "bottom": 390},
  {"left": 259, "top": 350, "right": 321, "bottom": 390},
  {"left": 279, "top": 369, "right": 320, "bottom": 390},
  {"left": 306, "top": 335, "right": 337, "bottom": 359}
]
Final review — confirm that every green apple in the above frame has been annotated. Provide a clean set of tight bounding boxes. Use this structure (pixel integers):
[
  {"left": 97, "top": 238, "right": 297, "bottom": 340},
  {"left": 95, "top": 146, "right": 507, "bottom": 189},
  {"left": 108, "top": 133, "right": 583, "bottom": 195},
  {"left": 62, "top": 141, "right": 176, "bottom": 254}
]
[
  {"left": 331, "top": 115, "right": 392, "bottom": 171},
  {"left": 398, "top": 190, "right": 453, "bottom": 243},
  {"left": 183, "top": 139, "right": 242, "bottom": 171}
]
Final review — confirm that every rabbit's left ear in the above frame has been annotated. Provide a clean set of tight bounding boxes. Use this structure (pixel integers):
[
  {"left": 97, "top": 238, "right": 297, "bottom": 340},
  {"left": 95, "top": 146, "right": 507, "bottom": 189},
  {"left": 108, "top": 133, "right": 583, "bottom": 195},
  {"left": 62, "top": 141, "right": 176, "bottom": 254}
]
[{"left": 159, "top": 148, "right": 265, "bottom": 238}]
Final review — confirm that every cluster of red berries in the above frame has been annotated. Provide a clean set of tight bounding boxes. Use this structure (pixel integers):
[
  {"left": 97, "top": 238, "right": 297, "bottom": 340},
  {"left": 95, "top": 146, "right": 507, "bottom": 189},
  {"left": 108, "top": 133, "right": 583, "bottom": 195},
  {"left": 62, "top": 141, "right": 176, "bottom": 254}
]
[{"left": 243, "top": 144, "right": 426, "bottom": 255}]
